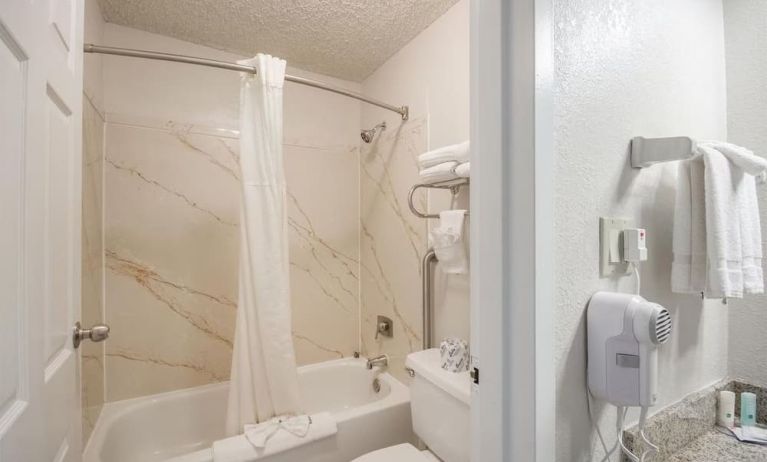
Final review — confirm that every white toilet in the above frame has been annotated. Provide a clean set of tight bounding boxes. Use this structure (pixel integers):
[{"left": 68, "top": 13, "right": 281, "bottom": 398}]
[{"left": 353, "top": 348, "right": 471, "bottom": 462}]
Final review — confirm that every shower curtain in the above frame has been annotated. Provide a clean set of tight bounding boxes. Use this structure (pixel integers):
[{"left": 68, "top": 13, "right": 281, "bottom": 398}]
[{"left": 226, "top": 54, "right": 302, "bottom": 436}]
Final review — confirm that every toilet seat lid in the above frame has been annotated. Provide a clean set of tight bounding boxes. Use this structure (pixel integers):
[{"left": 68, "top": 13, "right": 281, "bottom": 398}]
[{"left": 352, "top": 443, "right": 435, "bottom": 462}]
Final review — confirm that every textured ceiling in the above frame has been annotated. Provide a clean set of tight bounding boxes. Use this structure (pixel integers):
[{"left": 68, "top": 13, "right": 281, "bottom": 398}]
[{"left": 96, "top": 0, "right": 460, "bottom": 81}]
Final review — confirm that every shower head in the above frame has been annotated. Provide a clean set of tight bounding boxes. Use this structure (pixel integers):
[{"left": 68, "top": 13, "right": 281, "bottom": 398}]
[{"left": 361, "top": 122, "right": 386, "bottom": 143}]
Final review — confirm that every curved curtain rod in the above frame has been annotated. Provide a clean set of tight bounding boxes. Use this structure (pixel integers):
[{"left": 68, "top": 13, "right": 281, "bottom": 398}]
[{"left": 83, "top": 44, "right": 409, "bottom": 120}]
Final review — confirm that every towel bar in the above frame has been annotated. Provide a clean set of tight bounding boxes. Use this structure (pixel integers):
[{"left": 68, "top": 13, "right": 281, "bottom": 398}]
[
  {"left": 631, "top": 136, "right": 695, "bottom": 168},
  {"left": 407, "top": 179, "right": 469, "bottom": 219}
]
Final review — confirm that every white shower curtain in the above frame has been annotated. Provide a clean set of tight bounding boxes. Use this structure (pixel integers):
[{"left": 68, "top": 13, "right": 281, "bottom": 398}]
[{"left": 226, "top": 54, "right": 302, "bottom": 436}]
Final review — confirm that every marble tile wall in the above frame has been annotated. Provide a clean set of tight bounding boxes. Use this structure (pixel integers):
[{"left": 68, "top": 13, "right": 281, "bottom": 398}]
[
  {"left": 81, "top": 95, "right": 105, "bottom": 443},
  {"left": 359, "top": 119, "right": 428, "bottom": 382},
  {"left": 103, "top": 117, "right": 360, "bottom": 401}
]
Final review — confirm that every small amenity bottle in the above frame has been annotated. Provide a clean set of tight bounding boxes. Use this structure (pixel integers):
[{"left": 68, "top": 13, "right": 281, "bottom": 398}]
[
  {"left": 718, "top": 391, "right": 735, "bottom": 428},
  {"left": 741, "top": 392, "right": 757, "bottom": 427}
]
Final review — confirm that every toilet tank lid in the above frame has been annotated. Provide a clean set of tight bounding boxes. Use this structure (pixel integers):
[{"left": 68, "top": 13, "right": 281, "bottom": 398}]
[{"left": 406, "top": 348, "right": 471, "bottom": 405}]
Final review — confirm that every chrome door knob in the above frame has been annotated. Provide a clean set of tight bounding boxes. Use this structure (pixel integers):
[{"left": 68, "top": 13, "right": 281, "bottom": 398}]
[{"left": 73, "top": 322, "right": 110, "bottom": 348}]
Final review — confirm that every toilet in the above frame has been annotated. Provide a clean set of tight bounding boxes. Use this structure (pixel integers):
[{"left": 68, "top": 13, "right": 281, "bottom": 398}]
[{"left": 353, "top": 348, "right": 471, "bottom": 462}]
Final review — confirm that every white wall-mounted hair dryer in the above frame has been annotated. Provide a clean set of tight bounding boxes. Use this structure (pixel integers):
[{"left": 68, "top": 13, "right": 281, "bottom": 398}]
[
  {"left": 587, "top": 291, "right": 672, "bottom": 461},
  {"left": 588, "top": 291, "right": 671, "bottom": 406}
]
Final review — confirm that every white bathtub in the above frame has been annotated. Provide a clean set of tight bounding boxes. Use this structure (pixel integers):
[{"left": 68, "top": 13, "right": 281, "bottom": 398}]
[{"left": 83, "top": 357, "right": 413, "bottom": 462}]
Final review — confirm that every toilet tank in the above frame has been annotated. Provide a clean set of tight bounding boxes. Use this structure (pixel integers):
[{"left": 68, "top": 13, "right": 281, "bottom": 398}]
[{"left": 406, "top": 349, "right": 471, "bottom": 462}]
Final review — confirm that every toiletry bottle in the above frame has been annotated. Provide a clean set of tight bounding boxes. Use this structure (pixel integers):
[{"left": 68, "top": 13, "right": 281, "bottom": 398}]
[
  {"left": 718, "top": 391, "right": 736, "bottom": 428},
  {"left": 741, "top": 392, "right": 757, "bottom": 427}
]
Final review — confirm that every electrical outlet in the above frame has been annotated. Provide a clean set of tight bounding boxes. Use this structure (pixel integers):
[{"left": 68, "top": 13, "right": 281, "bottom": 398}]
[{"left": 600, "top": 217, "right": 633, "bottom": 277}]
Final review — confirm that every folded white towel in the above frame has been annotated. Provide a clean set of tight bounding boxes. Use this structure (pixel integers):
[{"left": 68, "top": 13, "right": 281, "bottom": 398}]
[
  {"left": 701, "top": 143, "right": 765, "bottom": 298},
  {"left": 419, "top": 161, "right": 459, "bottom": 184},
  {"left": 213, "top": 413, "right": 337, "bottom": 462},
  {"left": 430, "top": 210, "right": 468, "bottom": 274},
  {"left": 672, "top": 141, "right": 767, "bottom": 298},
  {"left": 418, "top": 141, "right": 470, "bottom": 169},
  {"left": 455, "top": 162, "right": 470, "bottom": 178},
  {"left": 672, "top": 156, "right": 707, "bottom": 294}
]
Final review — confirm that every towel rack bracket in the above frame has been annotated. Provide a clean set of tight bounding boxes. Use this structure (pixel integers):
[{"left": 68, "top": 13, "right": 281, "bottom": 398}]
[
  {"left": 631, "top": 136, "right": 695, "bottom": 168},
  {"left": 407, "top": 179, "right": 470, "bottom": 219}
]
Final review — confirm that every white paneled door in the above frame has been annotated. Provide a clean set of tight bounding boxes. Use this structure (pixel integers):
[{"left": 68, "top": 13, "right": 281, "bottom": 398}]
[{"left": 0, "top": 0, "right": 83, "bottom": 461}]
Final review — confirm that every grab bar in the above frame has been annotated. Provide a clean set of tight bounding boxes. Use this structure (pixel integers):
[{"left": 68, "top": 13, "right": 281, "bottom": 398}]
[{"left": 422, "top": 249, "right": 438, "bottom": 349}]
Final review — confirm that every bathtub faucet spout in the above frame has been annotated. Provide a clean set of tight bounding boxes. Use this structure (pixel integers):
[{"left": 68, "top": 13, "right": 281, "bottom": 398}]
[{"left": 366, "top": 355, "right": 388, "bottom": 370}]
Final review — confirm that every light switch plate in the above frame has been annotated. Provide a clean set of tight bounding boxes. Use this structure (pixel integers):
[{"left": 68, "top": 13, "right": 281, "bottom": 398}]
[{"left": 600, "top": 217, "right": 633, "bottom": 277}]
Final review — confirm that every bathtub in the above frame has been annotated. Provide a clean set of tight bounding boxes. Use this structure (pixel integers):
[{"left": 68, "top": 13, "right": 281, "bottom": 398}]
[{"left": 83, "top": 357, "right": 413, "bottom": 462}]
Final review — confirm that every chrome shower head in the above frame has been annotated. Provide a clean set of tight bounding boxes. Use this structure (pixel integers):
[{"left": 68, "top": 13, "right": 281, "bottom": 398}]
[{"left": 361, "top": 122, "right": 386, "bottom": 143}]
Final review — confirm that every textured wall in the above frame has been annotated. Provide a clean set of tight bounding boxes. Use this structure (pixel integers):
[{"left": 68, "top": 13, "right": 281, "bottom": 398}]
[
  {"left": 725, "top": 0, "right": 767, "bottom": 387},
  {"left": 81, "top": 0, "right": 106, "bottom": 446},
  {"left": 100, "top": 26, "right": 363, "bottom": 401},
  {"left": 553, "top": 1, "right": 729, "bottom": 461},
  {"left": 359, "top": 0, "right": 470, "bottom": 382}
]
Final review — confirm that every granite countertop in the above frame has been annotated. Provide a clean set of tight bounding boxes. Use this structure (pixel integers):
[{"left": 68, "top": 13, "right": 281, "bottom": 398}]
[
  {"left": 667, "top": 429, "right": 767, "bottom": 461},
  {"left": 622, "top": 380, "right": 767, "bottom": 461}
]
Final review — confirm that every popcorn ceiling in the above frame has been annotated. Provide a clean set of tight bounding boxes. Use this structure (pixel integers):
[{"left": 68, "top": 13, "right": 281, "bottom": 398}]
[{"left": 97, "top": 0, "right": 460, "bottom": 81}]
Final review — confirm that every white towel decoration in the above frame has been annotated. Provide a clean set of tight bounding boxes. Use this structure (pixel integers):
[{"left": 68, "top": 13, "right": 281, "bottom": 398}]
[
  {"left": 245, "top": 415, "right": 312, "bottom": 448},
  {"left": 430, "top": 210, "right": 468, "bottom": 274},
  {"left": 672, "top": 141, "right": 767, "bottom": 298},
  {"left": 213, "top": 413, "right": 337, "bottom": 462},
  {"left": 418, "top": 141, "right": 470, "bottom": 169}
]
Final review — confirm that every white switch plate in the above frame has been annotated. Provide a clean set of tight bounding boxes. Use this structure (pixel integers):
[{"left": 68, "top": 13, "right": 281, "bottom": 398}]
[{"left": 600, "top": 217, "right": 633, "bottom": 277}]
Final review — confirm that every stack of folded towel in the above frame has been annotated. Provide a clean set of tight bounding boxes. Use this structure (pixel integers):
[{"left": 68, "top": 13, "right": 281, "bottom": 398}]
[
  {"left": 418, "top": 141, "right": 470, "bottom": 184},
  {"left": 672, "top": 141, "right": 767, "bottom": 299}
]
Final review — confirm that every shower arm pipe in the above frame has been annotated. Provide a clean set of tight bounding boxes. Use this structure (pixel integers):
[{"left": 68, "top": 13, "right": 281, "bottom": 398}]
[
  {"left": 422, "top": 248, "right": 437, "bottom": 350},
  {"left": 83, "top": 44, "right": 410, "bottom": 120}
]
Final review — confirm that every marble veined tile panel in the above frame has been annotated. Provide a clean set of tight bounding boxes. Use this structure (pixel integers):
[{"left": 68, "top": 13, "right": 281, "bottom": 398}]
[
  {"left": 360, "top": 118, "right": 428, "bottom": 382},
  {"left": 82, "top": 95, "right": 105, "bottom": 444},
  {"left": 104, "top": 120, "right": 360, "bottom": 400}
]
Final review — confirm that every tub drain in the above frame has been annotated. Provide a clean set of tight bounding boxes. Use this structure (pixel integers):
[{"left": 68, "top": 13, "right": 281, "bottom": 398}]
[{"left": 372, "top": 378, "right": 381, "bottom": 393}]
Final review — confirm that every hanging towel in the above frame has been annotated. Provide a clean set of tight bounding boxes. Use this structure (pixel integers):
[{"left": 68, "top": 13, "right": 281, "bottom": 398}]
[
  {"left": 418, "top": 141, "right": 470, "bottom": 169},
  {"left": 702, "top": 143, "right": 766, "bottom": 298},
  {"left": 455, "top": 162, "right": 470, "bottom": 178},
  {"left": 213, "top": 413, "right": 337, "bottom": 462},
  {"left": 419, "top": 161, "right": 459, "bottom": 184},
  {"left": 672, "top": 141, "right": 767, "bottom": 298},
  {"left": 430, "top": 210, "right": 468, "bottom": 274},
  {"left": 671, "top": 156, "right": 707, "bottom": 294}
]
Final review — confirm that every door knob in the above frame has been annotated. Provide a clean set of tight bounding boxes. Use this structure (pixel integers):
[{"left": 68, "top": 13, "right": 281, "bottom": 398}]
[{"left": 73, "top": 322, "right": 110, "bottom": 348}]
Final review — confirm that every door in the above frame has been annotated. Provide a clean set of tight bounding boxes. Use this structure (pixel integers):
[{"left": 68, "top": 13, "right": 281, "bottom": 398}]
[{"left": 0, "top": 0, "right": 83, "bottom": 461}]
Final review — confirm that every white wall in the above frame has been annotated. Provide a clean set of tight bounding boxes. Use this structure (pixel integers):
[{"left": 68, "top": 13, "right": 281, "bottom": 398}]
[
  {"left": 361, "top": 0, "right": 470, "bottom": 345},
  {"left": 725, "top": 0, "right": 767, "bottom": 387},
  {"left": 553, "top": 1, "right": 728, "bottom": 460}
]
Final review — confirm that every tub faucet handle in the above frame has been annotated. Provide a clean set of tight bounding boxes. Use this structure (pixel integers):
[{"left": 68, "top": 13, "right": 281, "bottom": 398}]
[{"left": 375, "top": 315, "right": 393, "bottom": 339}]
